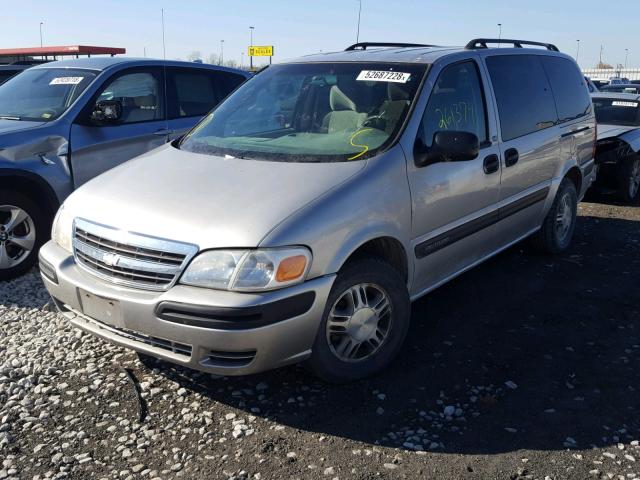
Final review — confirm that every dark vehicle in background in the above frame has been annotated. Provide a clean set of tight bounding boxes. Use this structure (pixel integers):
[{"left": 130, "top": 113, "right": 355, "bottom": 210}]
[
  {"left": 592, "top": 93, "right": 640, "bottom": 202},
  {"left": 585, "top": 76, "right": 599, "bottom": 93},
  {"left": 0, "top": 64, "right": 32, "bottom": 85},
  {"left": 600, "top": 84, "right": 640, "bottom": 95},
  {"left": 0, "top": 57, "right": 249, "bottom": 280}
]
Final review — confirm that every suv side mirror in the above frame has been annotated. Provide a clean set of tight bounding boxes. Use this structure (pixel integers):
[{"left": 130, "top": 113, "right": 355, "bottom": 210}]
[
  {"left": 90, "top": 99, "right": 123, "bottom": 124},
  {"left": 414, "top": 131, "right": 480, "bottom": 167}
]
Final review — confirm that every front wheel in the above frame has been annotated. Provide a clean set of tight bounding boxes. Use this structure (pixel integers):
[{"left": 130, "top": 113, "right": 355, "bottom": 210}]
[
  {"left": 530, "top": 178, "right": 578, "bottom": 254},
  {"left": 307, "top": 257, "right": 410, "bottom": 383},
  {"left": 0, "top": 191, "right": 47, "bottom": 281},
  {"left": 617, "top": 156, "right": 640, "bottom": 203}
]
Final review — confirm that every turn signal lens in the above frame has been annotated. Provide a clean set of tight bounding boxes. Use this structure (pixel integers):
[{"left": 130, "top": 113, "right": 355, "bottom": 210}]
[{"left": 276, "top": 255, "right": 307, "bottom": 282}]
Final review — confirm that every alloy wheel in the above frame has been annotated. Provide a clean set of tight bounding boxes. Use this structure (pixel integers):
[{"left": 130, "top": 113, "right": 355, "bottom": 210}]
[
  {"left": 325, "top": 283, "right": 393, "bottom": 363},
  {"left": 0, "top": 205, "right": 36, "bottom": 270},
  {"left": 554, "top": 193, "right": 573, "bottom": 244}
]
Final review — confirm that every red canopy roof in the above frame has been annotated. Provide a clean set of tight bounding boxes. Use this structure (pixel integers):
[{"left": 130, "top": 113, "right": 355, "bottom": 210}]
[{"left": 0, "top": 45, "right": 126, "bottom": 57}]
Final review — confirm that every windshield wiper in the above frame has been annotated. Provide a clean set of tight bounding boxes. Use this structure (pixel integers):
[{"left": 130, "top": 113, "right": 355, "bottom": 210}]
[{"left": 0, "top": 115, "right": 21, "bottom": 121}]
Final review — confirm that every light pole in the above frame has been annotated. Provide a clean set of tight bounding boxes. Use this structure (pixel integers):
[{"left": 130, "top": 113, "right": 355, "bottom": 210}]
[
  {"left": 249, "top": 26, "right": 254, "bottom": 71},
  {"left": 625, "top": 48, "right": 629, "bottom": 69},
  {"left": 356, "top": 0, "right": 362, "bottom": 43},
  {"left": 576, "top": 39, "right": 580, "bottom": 65},
  {"left": 220, "top": 40, "right": 224, "bottom": 65},
  {"left": 39, "top": 22, "right": 44, "bottom": 47},
  {"left": 497, "top": 23, "right": 502, "bottom": 45}
]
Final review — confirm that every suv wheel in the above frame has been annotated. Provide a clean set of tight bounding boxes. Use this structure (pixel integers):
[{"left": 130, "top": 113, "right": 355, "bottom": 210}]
[
  {"left": 530, "top": 178, "right": 578, "bottom": 254},
  {"left": 0, "top": 191, "right": 47, "bottom": 281},
  {"left": 617, "top": 156, "right": 640, "bottom": 203},
  {"left": 307, "top": 257, "right": 410, "bottom": 383}
]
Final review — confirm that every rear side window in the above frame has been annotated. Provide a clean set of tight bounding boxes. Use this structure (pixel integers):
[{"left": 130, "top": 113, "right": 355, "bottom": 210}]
[
  {"left": 167, "top": 69, "right": 246, "bottom": 119},
  {"left": 541, "top": 57, "right": 591, "bottom": 122},
  {"left": 486, "top": 55, "right": 558, "bottom": 141}
]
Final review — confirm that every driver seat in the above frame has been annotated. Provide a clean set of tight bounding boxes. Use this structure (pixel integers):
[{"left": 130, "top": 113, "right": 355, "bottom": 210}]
[
  {"left": 322, "top": 86, "right": 367, "bottom": 133},
  {"left": 379, "top": 83, "right": 410, "bottom": 134}
]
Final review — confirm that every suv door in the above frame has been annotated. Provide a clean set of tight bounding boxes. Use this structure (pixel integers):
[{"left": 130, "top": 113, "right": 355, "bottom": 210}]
[
  {"left": 166, "top": 67, "right": 246, "bottom": 140},
  {"left": 484, "top": 54, "right": 560, "bottom": 241},
  {"left": 69, "top": 67, "right": 167, "bottom": 187},
  {"left": 408, "top": 59, "right": 502, "bottom": 295}
]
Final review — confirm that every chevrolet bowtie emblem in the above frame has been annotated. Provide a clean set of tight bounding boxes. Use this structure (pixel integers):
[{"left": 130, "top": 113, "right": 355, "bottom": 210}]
[{"left": 102, "top": 252, "right": 121, "bottom": 267}]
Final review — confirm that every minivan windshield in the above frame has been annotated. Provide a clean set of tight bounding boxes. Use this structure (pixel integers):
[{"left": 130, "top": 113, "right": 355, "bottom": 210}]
[
  {"left": 179, "top": 62, "right": 427, "bottom": 162},
  {"left": 0, "top": 68, "right": 96, "bottom": 121},
  {"left": 593, "top": 97, "right": 640, "bottom": 126}
]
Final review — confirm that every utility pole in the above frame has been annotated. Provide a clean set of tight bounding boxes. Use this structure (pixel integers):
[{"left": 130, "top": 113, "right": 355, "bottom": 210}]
[
  {"left": 599, "top": 45, "right": 604, "bottom": 66},
  {"left": 249, "top": 26, "right": 254, "bottom": 71},
  {"left": 241, "top": 52, "right": 244, "bottom": 69},
  {"left": 220, "top": 39, "right": 224, "bottom": 66},
  {"left": 356, "top": 0, "right": 362, "bottom": 43},
  {"left": 39, "top": 22, "right": 44, "bottom": 47},
  {"left": 576, "top": 40, "right": 580, "bottom": 65},
  {"left": 497, "top": 23, "right": 502, "bottom": 46},
  {"left": 625, "top": 48, "right": 629, "bottom": 69}
]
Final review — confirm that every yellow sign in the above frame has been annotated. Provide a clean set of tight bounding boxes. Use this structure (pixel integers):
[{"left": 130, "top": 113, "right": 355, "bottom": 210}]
[{"left": 248, "top": 45, "right": 274, "bottom": 57}]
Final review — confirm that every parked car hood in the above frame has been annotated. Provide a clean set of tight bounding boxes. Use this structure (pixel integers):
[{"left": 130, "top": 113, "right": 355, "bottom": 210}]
[
  {"left": 0, "top": 119, "right": 47, "bottom": 135},
  {"left": 597, "top": 124, "right": 638, "bottom": 140},
  {"left": 597, "top": 124, "right": 640, "bottom": 152},
  {"left": 65, "top": 144, "right": 366, "bottom": 249}
]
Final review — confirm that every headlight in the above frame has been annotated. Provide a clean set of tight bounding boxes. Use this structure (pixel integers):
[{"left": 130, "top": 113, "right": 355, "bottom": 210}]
[
  {"left": 180, "top": 247, "right": 311, "bottom": 291},
  {"left": 51, "top": 204, "right": 74, "bottom": 253}
]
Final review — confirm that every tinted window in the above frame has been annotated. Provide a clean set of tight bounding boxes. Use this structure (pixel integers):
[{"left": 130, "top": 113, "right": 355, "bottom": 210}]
[
  {"left": 167, "top": 69, "right": 246, "bottom": 119},
  {"left": 420, "top": 61, "right": 488, "bottom": 147},
  {"left": 486, "top": 55, "right": 558, "bottom": 141},
  {"left": 593, "top": 97, "right": 640, "bottom": 126},
  {"left": 541, "top": 57, "right": 591, "bottom": 122},
  {"left": 96, "top": 71, "right": 163, "bottom": 124}
]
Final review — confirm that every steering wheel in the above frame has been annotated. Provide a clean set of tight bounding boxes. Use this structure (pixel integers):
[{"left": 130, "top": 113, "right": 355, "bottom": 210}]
[{"left": 362, "top": 114, "right": 386, "bottom": 130}]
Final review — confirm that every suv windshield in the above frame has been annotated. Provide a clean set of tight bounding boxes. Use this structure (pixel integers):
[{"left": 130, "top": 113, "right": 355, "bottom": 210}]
[
  {"left": 179, "top": 62, "right": 427, "bottom": 162},
  {"left": 593, "top": 97, "right": 640, "bottom": 126},
  {"left": 0, "top": 68, "right": 96, "bottom": 121}
]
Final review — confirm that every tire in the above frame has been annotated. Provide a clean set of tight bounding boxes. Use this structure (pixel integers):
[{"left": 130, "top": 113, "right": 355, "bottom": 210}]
[
  {"left": 307, "top": 257, "right": 410, "bottom": 383},
  {"left": 530, "top": 178, "right": 578, "bottom": 254},
  {"left": 0, "top": 190, "right": 48, "bottom": 281},
  {"left": 616, "top": 155, "right": 640, "bottom": 203}
]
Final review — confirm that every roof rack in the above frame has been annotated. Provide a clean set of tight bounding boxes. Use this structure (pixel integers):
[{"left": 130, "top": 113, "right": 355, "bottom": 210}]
[
  {"left": 345, "top": 42, "right": 436, "bottom": 51},
  {"left": 465, "top": 38, "right": 559, "bottom": 52}
]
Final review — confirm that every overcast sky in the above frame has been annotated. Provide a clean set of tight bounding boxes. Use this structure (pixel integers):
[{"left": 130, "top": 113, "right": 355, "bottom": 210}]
[{"left": 3, "top": 0, "right": 638, "bottom": 69}]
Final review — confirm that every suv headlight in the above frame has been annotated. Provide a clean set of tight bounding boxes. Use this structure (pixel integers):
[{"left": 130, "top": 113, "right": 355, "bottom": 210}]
[
  {"left": 51, "top": 205, "right": 74, "bottom": 253},
  {"left": 180, "top": 247, "right": 312, "bottom": 291}
]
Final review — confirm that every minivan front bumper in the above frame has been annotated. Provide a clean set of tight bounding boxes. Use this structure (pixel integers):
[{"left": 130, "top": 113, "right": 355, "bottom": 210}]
[{"left": 39, "top": 240, "right": 335, "bottom": 376}]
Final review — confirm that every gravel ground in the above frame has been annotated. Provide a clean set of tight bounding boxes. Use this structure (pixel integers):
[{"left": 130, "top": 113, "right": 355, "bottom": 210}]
[{"left": 1, "top": 196, "right": 639, "bottom": 480}]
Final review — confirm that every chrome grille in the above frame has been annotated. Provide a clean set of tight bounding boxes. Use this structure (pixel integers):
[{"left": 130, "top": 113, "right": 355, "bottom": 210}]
[{"left": 73, "top": 218, "right": 198, "bottom": 291}]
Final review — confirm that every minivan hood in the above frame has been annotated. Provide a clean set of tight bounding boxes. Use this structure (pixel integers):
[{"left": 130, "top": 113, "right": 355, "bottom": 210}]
[
  {"left": 66, "top": 144, "right": 366, "bottom": 249},
  {"left": 0, "top": 119, "right": 47, "bottom": 135}
]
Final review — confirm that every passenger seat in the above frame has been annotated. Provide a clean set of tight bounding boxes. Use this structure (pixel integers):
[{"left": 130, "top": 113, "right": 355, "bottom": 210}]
[
  {"left": 322, "top": 86, "right": 367, "bottom": 133},
  {"left": 380, "top": 83, "right": 410, "bottom": 134}
]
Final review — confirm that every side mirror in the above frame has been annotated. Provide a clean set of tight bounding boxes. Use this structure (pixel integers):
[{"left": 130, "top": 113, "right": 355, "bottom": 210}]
[
  {"left": 90, "top": 99, "right": 123, "bottom": 124},
  {"left": 414, "top": 131, "right": 480, "bottom": 167}
]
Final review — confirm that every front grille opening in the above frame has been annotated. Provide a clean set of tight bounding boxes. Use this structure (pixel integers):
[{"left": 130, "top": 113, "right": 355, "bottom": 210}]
[
  {"left": 75, "top": 228, "right": 186, "bottom": 265},
  {"left": 71, "top": 309, "right": 192, "bottom": 358},
  {"left": 76, "top": 250, "right": 174, "bottom": 287},
  {"left": 206, "top": 350, "right": 256, "bottom": 368}
]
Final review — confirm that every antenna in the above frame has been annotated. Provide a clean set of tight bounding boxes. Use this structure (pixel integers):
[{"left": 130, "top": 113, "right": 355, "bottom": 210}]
[{"left": 161, "top": 8, "right": 167, "bottom": 60}]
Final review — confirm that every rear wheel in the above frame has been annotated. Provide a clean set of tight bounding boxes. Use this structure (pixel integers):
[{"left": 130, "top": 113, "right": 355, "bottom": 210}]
[
  {"left": 307, "top": 257, "right": 410, "bottom": 383},
  {"left": 0, "top": 191, "right": 47, "bottom": 281},
  {"left": 617, "top": 156, "right": 640, "bottom": 203},
  {"left": 530, "top": 178, "right": 578, "bottom": 254}
]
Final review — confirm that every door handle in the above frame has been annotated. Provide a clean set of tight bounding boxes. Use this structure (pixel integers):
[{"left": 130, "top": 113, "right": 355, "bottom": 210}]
[
  {"left": 153, "top": 128, "right": 172, "bottom": 136},
  {"left": 504, "top": 148, "right": 519, "bottom": 167},
  {"left": 483, "top": 154, "right": 500, "bottom": 174}
]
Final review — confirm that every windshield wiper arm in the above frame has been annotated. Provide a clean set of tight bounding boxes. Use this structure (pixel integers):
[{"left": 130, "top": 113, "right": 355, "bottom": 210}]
[{"left": 0, "top": 115, "right": 21, "bottom": 121}]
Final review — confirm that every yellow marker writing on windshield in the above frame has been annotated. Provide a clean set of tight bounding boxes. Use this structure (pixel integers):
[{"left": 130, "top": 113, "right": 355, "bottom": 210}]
[{"left": 347, "top": 128, "right": 373, "bottom": 161}]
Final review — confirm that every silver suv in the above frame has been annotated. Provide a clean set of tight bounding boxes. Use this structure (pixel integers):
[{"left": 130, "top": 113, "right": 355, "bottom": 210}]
[{"left": 40, "top": 39, "right": 596, "bottom": 383}]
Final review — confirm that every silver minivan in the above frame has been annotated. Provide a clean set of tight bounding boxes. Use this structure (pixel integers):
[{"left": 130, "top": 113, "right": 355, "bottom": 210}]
[{"left": 40, "top": 39, "right": 596, "bottom": 382}]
